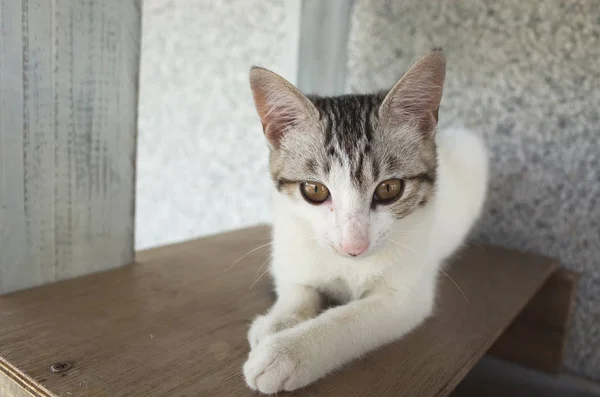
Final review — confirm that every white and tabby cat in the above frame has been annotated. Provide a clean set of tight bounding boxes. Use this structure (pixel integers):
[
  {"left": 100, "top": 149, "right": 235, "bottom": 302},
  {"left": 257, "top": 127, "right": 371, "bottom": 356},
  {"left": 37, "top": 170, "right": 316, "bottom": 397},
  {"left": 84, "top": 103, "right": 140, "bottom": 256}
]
[{"left": 243, "top": 49, "right": 488, "bottom": 394}]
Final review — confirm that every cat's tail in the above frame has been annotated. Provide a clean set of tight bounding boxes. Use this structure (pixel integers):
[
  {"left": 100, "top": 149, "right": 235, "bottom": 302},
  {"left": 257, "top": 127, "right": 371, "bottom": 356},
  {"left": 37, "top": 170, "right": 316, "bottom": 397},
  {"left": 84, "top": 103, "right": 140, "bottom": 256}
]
[{"left": 433, "top": 126, "right": 489, "bottom": 260}]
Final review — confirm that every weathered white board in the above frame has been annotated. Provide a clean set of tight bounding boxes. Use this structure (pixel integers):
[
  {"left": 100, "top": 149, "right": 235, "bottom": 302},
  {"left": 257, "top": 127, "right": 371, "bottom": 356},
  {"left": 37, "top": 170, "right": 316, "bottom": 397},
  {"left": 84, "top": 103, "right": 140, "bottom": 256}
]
[
  {"left": 293, "top": 0, "right": 355, "bottom": 96},
  {"left": 0, "top": 0, "right": 141, "bottom": 294}
]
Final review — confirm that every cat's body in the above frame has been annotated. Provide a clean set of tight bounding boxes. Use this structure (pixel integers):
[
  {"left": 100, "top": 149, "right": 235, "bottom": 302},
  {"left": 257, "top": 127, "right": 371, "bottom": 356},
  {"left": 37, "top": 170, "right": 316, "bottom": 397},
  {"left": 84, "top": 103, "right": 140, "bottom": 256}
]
[{"left": 243, "top": 50, "right": 489, "bottom": 394}]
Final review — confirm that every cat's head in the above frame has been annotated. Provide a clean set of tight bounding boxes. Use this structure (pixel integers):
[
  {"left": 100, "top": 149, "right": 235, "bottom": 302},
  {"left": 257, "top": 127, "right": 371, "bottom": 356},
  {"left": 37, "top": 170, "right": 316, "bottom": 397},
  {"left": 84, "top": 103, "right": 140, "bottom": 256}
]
[{"left": 250, "top": 50, "right": 445, "bottom": 258}]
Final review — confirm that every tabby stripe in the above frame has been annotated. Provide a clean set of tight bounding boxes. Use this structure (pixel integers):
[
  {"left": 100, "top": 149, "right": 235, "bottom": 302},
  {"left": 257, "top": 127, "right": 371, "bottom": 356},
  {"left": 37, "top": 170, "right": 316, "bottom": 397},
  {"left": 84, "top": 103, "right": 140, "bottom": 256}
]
[
  {"left": 353, "top": 152, "right": 364, "bottom": 185},
  {"left": 372, "top": 158, "right": 380, "bottom": 181},
  {"left": 324, "top": 113, "right": 333, "bottom": 147},
  {"left": 275, "top": 178, "right": 296, "bottom": 192},
  {"left": 364, "top": 102, "right": 374, "bottom": 143},
  {"left": 407, "top": 173, "right": 436, "bottom": 184}
]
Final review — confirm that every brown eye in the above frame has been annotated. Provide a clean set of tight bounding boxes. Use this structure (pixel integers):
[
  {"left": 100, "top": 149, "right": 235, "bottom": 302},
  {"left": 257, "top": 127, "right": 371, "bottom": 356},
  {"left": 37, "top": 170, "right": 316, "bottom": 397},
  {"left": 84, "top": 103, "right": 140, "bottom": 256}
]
[
  {"left": 373, "top": 178, "right": 404, "bottom": 203},
  {"left": 300, "top": 181, "right": 330, "bottom": 204}
]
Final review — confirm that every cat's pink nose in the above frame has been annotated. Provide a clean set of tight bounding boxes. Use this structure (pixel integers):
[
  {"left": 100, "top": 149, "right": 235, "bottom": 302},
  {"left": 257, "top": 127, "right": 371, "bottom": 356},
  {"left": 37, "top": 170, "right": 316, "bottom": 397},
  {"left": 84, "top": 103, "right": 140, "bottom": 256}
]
[{"left": 341, "top": 241, "right": 370, "bottom": 257}]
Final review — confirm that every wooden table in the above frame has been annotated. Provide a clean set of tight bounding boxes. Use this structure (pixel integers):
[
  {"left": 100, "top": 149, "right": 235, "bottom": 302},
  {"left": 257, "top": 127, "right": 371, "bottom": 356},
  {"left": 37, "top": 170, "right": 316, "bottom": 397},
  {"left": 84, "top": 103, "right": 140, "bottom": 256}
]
[{"left": 0, "top": 225, "right": 562, "bottom": 397}]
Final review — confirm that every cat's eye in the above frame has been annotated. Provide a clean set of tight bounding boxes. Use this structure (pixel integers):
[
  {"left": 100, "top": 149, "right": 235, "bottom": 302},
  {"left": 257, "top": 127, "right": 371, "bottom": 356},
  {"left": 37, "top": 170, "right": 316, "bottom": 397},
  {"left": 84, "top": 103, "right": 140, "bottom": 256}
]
[
  {"left": 373, "top": 178, "right": 404, "bottom": 203},
  {"left": 300, "top": 181, "right": 330, "bottom": 204}
]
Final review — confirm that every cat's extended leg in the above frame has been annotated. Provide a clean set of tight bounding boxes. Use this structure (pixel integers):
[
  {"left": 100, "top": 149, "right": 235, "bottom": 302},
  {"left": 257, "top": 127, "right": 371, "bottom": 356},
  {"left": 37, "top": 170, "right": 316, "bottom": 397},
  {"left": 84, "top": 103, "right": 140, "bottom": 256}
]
[
  {"left": 244, "top": 286, "right": 434, "bottom": 394},
  {"left": 248, "top": 283, "right": 321, "bottom": 350}
]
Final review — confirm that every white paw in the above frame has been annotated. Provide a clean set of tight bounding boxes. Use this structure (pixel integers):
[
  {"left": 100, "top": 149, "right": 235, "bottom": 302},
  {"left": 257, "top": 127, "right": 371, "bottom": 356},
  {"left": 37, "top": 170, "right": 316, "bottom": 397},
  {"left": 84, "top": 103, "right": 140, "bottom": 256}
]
[
  {"left": 248, "top": 313, "right": 304, "bottom": 350},
  {"left": 243, "top": 334, "right": 312, "bottom": 394}
]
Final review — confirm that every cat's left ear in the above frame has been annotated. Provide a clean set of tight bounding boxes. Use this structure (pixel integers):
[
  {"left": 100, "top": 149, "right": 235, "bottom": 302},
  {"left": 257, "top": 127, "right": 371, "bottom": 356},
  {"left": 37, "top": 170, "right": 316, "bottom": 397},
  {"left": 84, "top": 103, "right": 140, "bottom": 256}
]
[
  {"left": 379, "top": 49, "right": 446, "bottom": 137},
  {"left": 249, "top": 67, "right": 318, "bottom": 149}
]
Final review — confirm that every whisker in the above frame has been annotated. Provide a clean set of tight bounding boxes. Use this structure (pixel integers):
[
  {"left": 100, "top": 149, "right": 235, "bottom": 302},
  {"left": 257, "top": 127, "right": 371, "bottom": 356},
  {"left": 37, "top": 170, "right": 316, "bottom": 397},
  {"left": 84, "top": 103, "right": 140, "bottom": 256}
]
[
  {"left": 386, "top": 237, "right": 462, "bottom": 261},
  {"left": 250, "top": 266, "right": 272, "bottom": 290},
  {"left": 226, "top": 242, "right": 273, "bottom": 271},
  {"left": 392, "top": 229, "right": 485, "bottom": 249},
  {"left": 466, "top": 241, "right": 484, "bottom": 249},
  {"left": 438, "top": 268, "right": 469, "bottom": 303},
  {"left": 385, "top": 238, "right": 427, "bottom": 259},
  {"left": 254, "top": 255, "right": 272, "bottom": 280},
  {"left": 246, "top": 250, "right": 271, "bottom": 272}
]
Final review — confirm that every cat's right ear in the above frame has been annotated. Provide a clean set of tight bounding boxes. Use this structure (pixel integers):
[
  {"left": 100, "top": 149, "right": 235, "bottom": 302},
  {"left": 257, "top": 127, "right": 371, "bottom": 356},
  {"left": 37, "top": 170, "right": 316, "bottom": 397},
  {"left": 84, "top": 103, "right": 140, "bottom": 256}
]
[
  {"left": 379, "top": 49, "right": 446, "bottom": 137},
  {"left": 249, "top": 67, "right": 318, "bottom": 149}
]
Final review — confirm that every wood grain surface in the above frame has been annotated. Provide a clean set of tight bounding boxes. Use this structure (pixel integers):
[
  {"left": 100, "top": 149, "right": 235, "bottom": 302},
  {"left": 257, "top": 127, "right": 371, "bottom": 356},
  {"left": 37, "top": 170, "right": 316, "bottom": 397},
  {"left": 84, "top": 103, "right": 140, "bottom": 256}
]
[
  {"left": 488, "top": 269, "right": 579, "bottom": 374},
  {"left": 0, "top": 225, "right": 558, "bottom": 397},
  {"left": 0, "top": 0, "right": 141, "bottom": 294}
]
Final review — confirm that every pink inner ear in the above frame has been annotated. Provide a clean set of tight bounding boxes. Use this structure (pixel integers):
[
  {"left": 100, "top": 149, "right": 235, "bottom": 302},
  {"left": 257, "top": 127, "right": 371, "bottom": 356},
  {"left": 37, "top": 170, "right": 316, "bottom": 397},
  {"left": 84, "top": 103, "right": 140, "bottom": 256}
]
[
  {"left": 380, "top": 51, "right": 446, "bottom": 135},
  {"left": 261, "top": 109, "right": 299, "bottom": 148},
  {"left": 250, "top": 68, "right": 312, "bottom": 149},
  {"left": 389, "top": 97, "right": 440, "bottom": 134}
]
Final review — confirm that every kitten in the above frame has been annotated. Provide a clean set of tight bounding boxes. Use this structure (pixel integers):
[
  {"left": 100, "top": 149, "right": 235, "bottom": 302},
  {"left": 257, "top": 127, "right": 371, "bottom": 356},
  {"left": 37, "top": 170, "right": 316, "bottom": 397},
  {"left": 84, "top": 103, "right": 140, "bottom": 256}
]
[{"left": 243, "top": 49, "right": 488, "bottom": 394}]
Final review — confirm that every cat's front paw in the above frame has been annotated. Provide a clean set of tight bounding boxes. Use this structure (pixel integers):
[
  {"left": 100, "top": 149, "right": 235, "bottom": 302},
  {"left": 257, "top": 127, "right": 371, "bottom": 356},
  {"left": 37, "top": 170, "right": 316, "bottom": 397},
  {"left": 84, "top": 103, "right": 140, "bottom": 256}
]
[
  {"left": 248, "top": 313, "right": 304, "bottom": 350},
  {"left": 243, "top": 334, "right": 312, "bottom": 394}
]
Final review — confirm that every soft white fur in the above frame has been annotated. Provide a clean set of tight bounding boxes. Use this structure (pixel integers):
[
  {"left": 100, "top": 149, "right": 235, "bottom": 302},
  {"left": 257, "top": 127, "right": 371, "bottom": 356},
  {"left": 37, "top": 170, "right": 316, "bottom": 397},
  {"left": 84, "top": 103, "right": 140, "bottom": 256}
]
[{"left": 243, "top": 126, "right": 489, "bottom": 394}]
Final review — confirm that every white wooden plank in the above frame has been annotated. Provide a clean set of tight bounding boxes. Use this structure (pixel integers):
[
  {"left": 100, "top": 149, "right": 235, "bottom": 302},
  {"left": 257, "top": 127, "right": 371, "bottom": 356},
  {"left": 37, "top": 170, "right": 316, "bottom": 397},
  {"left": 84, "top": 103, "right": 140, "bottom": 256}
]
[
  {"left": 0, "top": 0, "right": 141, "bottom": 294},
  {"left": 22, "top": 0, "right": 59, "bottom": 286},
  {"left": 295, "top": 0, "right": 355, "bottom": 96},
  {"left": 284, "top": 0, "right": 302, "bottom": 86},
  {"left": 54, "top": 1, "right": 138, "bottom": 278},
  {"left": 0, "top": 0, "right": 29, "bottom": 294}
]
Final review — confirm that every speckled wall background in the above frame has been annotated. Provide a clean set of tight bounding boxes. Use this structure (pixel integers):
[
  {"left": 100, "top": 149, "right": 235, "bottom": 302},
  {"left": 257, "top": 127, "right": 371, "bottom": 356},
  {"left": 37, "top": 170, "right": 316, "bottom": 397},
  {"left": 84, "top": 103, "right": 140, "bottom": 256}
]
[
  {"left": 137, "top": 0, "right": 599, "bottom": 380},
  {"left": 137, "top": 0, "right": 285, "bottom": 250}
]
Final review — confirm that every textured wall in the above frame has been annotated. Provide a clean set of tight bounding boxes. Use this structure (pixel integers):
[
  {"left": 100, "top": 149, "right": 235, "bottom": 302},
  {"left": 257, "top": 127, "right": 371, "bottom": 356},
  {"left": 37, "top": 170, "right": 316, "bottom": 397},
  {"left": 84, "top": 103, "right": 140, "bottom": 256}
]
[
  {"left": 346, "top": 0, "right": 599, "bottom": 380},
  {"left": 137, "top": 0, "right": 291, "bottom": 249}
]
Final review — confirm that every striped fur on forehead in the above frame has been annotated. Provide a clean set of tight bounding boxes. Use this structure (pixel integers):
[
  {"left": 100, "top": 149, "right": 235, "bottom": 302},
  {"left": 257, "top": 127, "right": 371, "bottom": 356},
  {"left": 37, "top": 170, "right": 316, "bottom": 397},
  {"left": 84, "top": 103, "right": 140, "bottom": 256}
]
[
  {"left": 268, "top": 92, "right": 439, "bottom": 218},
  {"left": 309, "top": 94, "right": 385, "bottom": 186}
]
